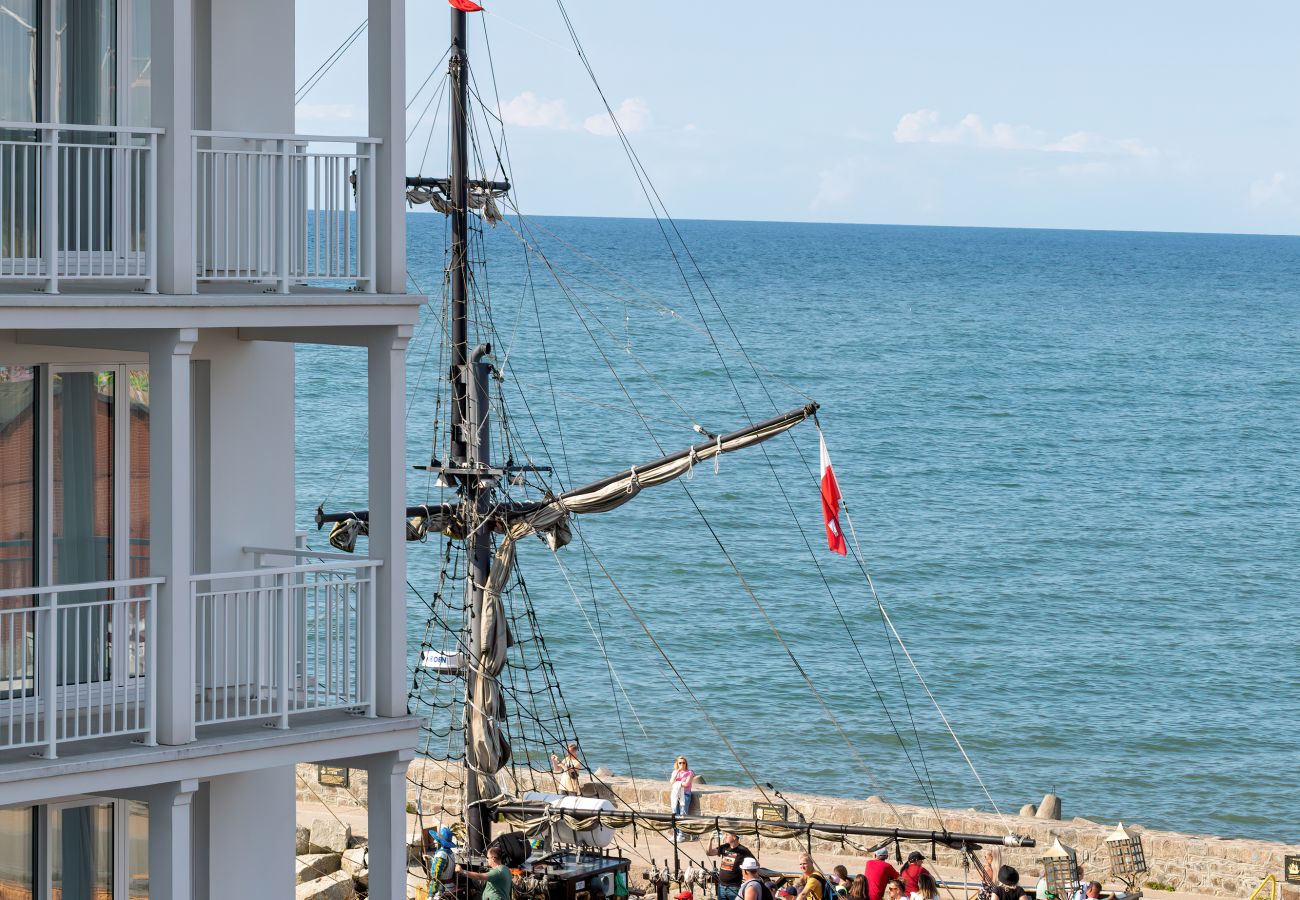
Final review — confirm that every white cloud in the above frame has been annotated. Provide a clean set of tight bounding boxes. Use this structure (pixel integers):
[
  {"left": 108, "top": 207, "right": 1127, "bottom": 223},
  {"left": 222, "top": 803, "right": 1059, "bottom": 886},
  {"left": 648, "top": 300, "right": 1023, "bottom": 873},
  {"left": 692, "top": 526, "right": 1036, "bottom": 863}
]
[
  {"left": 499, "top": 92, "right": 571, "bottom": 129},
  {"left": 895, "top": 109, "right": 1157, "bottom": 159},
  {"left": 584, "top": 98, "right": 652, "bottom": 137},
  {"left": 1249, "top": 171, "right": 1298, "bottom": 210}
]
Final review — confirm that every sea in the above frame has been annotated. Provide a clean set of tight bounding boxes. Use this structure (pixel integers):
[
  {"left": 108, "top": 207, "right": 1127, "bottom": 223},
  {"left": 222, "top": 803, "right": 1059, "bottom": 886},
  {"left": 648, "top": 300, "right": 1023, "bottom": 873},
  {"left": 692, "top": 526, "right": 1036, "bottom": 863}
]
[{"left": 296, "top": 216, "right": 1300, "bottom": 844}]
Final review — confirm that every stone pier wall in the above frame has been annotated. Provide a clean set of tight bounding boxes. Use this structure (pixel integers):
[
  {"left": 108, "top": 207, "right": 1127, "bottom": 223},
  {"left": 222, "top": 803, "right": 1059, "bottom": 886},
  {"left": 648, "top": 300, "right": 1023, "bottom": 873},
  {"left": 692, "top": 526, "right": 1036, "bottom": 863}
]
[{"left": 294, "top": 761, "right": 1300, "bottom": 899}]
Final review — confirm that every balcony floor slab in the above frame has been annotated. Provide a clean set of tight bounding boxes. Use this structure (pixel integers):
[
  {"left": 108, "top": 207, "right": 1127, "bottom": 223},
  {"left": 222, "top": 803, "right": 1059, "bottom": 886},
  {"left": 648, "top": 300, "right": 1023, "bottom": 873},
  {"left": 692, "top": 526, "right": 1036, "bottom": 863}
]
[{"left": 0, "top": 710, "right": 422, "bottom": 806}]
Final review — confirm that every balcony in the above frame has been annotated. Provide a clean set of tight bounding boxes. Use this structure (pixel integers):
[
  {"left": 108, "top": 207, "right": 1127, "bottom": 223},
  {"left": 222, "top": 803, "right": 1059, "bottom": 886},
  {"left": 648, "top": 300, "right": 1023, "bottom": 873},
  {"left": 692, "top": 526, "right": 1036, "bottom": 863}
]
[
  {"left": 0, "top": 576, "right": 161, "bottom": 759},
  {"left": 0, "top": 123, "right": 161, "bottom": 293},
  {"left": 192, "top": 550, "right": 379, "bottom": 733},
  {"left": 0, "top": 122, "right": 379, "bottom": 296},
  {"left": 0, "top": 552, "right": 379, "bottom": 760},
  {"left": 192, "top": 131, "right": 378, "bottom": 293}
]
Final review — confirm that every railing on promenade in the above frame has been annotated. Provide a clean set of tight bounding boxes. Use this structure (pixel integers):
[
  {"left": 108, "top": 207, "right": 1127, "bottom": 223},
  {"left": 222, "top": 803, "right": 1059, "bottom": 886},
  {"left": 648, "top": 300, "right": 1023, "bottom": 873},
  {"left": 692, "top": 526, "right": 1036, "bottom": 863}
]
[
  {"left": 191, "top": 556, "right": 379, "bottom": 733},
  {"left": 0, "top": 121, "right": 160, "bottom": 293},
  {"left": 192, "top": 131, "right": 379, "bottom": 293},
  {"left": 0, "top": 576, "right": 161, "bottom": 759}
]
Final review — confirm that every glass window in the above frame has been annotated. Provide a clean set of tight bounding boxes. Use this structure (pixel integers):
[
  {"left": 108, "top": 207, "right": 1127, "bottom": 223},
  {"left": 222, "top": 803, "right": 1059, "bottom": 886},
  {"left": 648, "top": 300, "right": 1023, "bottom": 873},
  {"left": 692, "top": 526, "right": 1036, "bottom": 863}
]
[
  {"left": 127, "top": 800, "right": 148, "bottom": 900},
  {"left": 52, "top": 371, "right": 115, "bottom": 686},
  {"left": 126, "top": 0, "right": 150, "bottom": 127},
  {"left": 56, "top": 0, "right": 118, "bottom": 128},
  {"left": 0, "top": 368, "right": 37, "bottom": 700},
  {"left": 0, "top": 0, "right": 39, "bottom": 123},
  {"left": 52, "top": 803, "right": 114, "bottom": 900},
  {"left": 128, "top": 370, "right": 148, "bottom": 578},
  {"left": 0, "top": 806, "right": 34, "bottom": 900},
  {"left": 0, "top": 367, "right": 36, "bottom": 592}
]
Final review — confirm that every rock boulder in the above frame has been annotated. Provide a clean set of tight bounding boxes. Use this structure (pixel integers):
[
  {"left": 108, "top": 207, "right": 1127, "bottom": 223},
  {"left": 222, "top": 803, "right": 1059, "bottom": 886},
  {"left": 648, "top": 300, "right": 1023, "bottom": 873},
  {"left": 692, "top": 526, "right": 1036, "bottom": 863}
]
[
  {"left": 1036, "top": 794, "right": 1062, "bottom": 821},
  {"left": 296, "top": 871, "right": 356, "bottom": 900},
  {"left": 296, "top": 854, "right": 341, "bottom": 884},
  {"left": 309, "top": 817, "right": 352, "bottom": 853},
  {"left": 296, "top": 825, "right": 312, "bottom": 855},
  {"left": 341, "top": 848, "right": 369, "bottom": 877}
]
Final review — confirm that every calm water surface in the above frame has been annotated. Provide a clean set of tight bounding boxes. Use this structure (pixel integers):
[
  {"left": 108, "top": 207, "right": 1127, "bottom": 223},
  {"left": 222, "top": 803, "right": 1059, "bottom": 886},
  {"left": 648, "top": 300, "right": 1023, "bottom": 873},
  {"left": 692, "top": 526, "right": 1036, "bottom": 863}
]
[{"left": 296, "top": 217, "right": 1300, "bottom": 842}]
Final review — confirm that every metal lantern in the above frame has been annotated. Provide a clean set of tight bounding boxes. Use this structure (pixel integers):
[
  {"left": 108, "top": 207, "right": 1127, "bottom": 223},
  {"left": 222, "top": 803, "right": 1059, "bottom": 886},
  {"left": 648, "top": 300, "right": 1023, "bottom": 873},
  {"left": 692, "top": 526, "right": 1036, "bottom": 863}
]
[
  {"left": 1040, "top": 837, "right": 1081, "bottom": 900},
  {"left": 1105, "top": 823, "right": 1148, "bottom": 892}
]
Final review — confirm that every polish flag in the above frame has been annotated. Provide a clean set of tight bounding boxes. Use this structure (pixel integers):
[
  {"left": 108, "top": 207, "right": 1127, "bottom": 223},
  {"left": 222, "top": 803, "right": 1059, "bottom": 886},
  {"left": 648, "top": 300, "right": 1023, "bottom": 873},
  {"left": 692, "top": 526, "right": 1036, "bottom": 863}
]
[
  {"left": 448, "top": 0, "right": 484, "bottom": 11},
  {"left": 819, "top": 432, "right": 848, "bottom": 555}
]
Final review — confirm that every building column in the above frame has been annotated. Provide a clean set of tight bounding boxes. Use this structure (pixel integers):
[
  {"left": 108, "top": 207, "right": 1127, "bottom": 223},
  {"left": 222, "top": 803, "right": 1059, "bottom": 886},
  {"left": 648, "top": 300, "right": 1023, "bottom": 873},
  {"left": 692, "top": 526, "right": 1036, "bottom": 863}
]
[
  {"left": 148, "top": 779, "right": 200, "bottom": 900},
  {"left": 152, "top": 0, "right": 195, "bottom": 293},
  {"left": 369, "top": 0, "right": 406, "bottom": 293},
  {"left": 367, "top": 750, "right": 415, "bottom": 900},
  {"left": 151, "top": 329, "right": 198, "bottom": 745},
  {"left": 368, "top": 326, "right": 411, "bottom": 718}
]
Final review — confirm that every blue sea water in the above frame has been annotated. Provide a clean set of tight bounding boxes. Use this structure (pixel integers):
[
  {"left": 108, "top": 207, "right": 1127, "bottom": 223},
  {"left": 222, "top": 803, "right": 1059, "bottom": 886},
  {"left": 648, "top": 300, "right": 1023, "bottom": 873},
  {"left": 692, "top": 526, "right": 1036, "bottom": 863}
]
[{"left": 296, "top": 216, "right": 1300, "bottom": 843}]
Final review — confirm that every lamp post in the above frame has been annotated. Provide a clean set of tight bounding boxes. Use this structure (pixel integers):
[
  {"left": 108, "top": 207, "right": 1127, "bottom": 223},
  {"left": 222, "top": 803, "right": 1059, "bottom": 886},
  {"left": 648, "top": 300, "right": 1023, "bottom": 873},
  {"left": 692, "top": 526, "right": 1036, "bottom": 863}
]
[
  {"left": 1040, "top": 837, "right": 1081, "bottom": 900},
  {"left": 1105, "top": 823, "right": 1148, "bottom": 898}
]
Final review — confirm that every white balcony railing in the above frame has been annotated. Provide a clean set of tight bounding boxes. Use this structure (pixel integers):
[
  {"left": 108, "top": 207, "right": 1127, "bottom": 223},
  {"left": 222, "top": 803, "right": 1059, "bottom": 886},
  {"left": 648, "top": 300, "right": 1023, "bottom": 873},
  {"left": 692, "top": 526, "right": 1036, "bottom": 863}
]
[
  {"left": 192, "top": 131, "right": 378, "bottom": 293},
  {"left": 0, "top": 122, "right": 160, "bottom": 293},
  {"left": 0, "top": 577, "right": 160, "bottom": 758},
  {"left": 191, "top": 557, "right": 379, "bottom": 733}
]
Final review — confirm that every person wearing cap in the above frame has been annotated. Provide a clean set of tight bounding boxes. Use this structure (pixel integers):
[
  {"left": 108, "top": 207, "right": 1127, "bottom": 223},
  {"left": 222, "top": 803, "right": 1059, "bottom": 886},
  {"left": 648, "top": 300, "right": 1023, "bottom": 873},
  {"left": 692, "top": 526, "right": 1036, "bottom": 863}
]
[
  {"left": 897, "top": 852, "right": 929, "bottom": 896},
  {"left": 738, "top": 857, "right": 773, "bottom": 900},
  {"left": 864, "top": 848, "right": 899, "bottom": 900},
  {"left": 423, "top": 825, "right": 457, "bottom": 896},
  {"left": 708, "top": 831, "right": 758, "bottom": 900}
]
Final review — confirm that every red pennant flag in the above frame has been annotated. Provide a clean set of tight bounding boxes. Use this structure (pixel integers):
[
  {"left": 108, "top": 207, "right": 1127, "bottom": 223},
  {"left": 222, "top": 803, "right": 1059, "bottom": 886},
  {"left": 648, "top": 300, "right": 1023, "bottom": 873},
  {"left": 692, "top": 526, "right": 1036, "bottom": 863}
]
[
  {"left": 448, "top": 0, "right": 484, "bottom": 10},
  {"left": 819, "top": 432, "right": 848, "bottom": 555}
]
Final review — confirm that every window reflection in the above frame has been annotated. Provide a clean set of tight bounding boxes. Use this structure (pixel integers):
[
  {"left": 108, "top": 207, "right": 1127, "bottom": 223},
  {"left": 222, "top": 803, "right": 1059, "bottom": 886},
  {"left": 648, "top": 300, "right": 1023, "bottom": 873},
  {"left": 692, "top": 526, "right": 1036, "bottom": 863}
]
[
  {"left": 52, "top": 803, "right": 113, "bottom": 900},
  {"left": 0, "top": 806, "right": 34, "bottom": 900}
]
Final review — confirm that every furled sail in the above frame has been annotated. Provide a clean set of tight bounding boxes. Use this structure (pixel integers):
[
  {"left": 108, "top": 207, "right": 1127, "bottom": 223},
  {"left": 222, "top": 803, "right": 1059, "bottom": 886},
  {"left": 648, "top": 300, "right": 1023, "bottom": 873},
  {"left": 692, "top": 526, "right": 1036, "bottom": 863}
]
[{"left": 461, "top": 403, "right": 818, "bottom": 799}]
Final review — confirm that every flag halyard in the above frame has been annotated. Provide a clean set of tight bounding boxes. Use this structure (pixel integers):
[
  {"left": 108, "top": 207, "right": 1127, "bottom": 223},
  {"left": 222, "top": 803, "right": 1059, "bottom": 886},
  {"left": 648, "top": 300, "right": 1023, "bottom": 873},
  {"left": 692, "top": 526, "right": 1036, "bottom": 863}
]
[{"left": 819, "top": 431, "right": 848, "bottom": 555}]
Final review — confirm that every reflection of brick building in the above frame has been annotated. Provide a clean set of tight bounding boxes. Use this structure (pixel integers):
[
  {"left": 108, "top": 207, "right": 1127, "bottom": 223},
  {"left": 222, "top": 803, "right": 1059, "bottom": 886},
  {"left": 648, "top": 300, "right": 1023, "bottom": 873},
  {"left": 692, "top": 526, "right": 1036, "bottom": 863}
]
[
  {"left": 0, "top": 373, "right": 151, "bottom": 598},
  {"left": 0, "top": 377, "right": 35, "bottom": 594}
]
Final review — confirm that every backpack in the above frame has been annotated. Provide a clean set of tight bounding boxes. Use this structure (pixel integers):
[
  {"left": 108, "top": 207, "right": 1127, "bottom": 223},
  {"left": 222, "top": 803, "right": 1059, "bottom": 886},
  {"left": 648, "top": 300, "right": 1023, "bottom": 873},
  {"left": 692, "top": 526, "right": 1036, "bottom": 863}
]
[
  {"left": 489, "top": 831, "right": 530, "bottom": 868},
  {"left": 810, "top": 874, "right": 831, "bottom": 900},
  {"left": 740, "top": 879, "right": 775, "bottom": 900}
]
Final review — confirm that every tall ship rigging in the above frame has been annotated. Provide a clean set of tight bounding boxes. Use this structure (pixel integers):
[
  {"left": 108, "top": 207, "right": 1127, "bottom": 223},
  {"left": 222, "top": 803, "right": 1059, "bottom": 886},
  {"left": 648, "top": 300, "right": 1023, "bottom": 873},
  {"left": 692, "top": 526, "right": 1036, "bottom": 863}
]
[{"left": 314, "top": 2, "right": 1035, "bottom": 898}]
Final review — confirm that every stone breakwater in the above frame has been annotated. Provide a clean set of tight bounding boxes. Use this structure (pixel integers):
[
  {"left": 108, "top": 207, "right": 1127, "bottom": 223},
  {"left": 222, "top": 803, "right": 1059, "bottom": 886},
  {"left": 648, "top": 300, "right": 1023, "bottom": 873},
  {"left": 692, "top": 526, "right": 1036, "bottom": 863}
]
[{"left": 295, "top": 761, "right": 1300, "bottom": 899}]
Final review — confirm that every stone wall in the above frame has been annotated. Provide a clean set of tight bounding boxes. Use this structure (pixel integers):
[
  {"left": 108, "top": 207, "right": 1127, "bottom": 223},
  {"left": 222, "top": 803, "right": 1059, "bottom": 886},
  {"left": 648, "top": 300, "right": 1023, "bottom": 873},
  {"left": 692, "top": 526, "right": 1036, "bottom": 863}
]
[{"left": 295, "top": 761, "right": 1300, "bottom": 898}]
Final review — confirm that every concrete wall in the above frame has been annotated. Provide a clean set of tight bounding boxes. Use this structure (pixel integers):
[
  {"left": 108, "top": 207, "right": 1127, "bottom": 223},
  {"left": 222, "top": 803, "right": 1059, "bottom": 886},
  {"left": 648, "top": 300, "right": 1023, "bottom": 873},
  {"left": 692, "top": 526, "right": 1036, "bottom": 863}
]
[
  {"left": 199, "top": 333, "right": 297, "bottom": 572},
  {"left": 295, "top": 760, "right": 1300, "bottom": 899},
  {"left": 210, "top": 766, "right": 297, "bottom": 900},
  {"left": 195, "top": 0, "right": 294, "bottom": 133}
]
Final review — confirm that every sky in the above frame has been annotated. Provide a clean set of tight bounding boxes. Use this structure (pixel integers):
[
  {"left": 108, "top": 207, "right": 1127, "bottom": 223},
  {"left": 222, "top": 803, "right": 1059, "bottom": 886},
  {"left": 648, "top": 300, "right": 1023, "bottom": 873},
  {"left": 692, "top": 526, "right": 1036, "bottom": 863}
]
[{"left": 296, "top": 1, "right": 1300, "bottom": 234}]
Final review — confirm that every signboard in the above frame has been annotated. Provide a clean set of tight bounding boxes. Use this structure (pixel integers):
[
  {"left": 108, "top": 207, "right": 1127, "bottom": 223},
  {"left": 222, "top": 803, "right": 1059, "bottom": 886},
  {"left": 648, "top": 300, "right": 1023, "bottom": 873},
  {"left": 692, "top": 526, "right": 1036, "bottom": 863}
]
[
  {"left": 318, "top": 766, "right": 350, "bottom": 788},
  {"left": 752, "top": 802, "right": 788, "bottom": 823},
  {"left": 1285, "top": 855, "right": 1300, "bottom": 885}
]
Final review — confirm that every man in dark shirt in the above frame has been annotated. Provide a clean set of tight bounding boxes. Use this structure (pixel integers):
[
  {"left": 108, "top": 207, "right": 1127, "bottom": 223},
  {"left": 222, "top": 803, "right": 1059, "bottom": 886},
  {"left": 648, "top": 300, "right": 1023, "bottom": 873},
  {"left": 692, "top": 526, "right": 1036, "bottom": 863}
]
[{"left": 708, "top": 832, "right": 757, "bottom": 900}]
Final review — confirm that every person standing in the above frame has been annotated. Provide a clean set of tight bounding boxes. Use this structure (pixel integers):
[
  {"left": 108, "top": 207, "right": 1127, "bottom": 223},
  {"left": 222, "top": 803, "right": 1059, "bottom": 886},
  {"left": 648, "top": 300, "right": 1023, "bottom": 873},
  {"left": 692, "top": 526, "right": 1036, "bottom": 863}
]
[
  {"left": 864, "top": 848, "right": 899, "bottom": 900},
  {"left": 422, "top": 825, "right": 457, "bottom": 899},
  {"left": 458, "top": 847, "right": 512, "bottom": 900},
  {"left": 668, "top": 756, "right": 695, "bottom": 840},
  {"left": 707, "top": 831, "right": 757, "bottom": 900},
  {"left": 897, "top": 853, "right": 929, "bottom": 896},
  {"left": 551, "top": 743, "right": 582, "bottom": 795}
]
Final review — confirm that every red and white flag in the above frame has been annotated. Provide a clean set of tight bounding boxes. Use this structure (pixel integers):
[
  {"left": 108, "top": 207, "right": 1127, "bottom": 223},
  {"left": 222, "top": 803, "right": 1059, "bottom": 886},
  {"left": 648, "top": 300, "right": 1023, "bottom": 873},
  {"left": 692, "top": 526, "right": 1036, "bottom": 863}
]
[
  {"left": 819, "top": 431, "right": 847, "bottom": 556},
  {"left": 448, "top": 0, "right": 484, "bottom": 11}
]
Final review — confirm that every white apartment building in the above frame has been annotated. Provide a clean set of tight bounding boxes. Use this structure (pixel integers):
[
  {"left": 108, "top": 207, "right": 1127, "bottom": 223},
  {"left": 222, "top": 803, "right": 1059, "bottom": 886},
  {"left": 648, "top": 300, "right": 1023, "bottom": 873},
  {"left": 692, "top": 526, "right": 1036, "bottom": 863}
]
[{"left": 0, "top": 2, "right": 422, "bottom": 900}]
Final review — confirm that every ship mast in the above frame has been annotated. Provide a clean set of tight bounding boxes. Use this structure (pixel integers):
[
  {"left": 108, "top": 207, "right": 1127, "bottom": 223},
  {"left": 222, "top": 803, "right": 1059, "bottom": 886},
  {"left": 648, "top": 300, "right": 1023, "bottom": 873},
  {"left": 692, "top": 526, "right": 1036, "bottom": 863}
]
[{"left": 448, "top": 6, "right": 495, "bottom": 858}]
